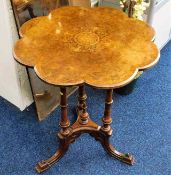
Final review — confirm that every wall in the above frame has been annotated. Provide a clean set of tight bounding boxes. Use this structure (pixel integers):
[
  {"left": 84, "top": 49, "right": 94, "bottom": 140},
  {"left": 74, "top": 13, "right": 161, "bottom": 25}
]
[
  {"left": 0, "top": 0, "right": 33, "bottom": 110},
  {"left": 150, "top": 0, "right": 171, "bottom": 49}
]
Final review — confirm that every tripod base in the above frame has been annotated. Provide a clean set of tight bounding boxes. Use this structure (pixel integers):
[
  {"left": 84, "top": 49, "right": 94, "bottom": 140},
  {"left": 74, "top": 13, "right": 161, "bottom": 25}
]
[{"left": 35, "top": 115, "right": 134, "bottom": 173}]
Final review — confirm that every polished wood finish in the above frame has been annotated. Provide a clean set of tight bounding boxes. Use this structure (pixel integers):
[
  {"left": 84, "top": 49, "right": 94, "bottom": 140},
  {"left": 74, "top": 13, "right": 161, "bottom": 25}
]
[
  {"left": 35, "top": 86, "right": 134, "bottom": 173},
  {"left": 59, "top": 87, "right": 70, "bottom": 135},
  {"left": 78, "top": 86, "right": 89, "bottom": 124},
  {"left": 77, "top": 85, "right": 87, "bottom": 115},
  {"left": 101, "top": 89, "right": 113, "bottom": 133},
  {"left": 13, "top": 6, "right": 159, "bottom": 89},
  {"left": 13, "top": 6, "right": 159, "bottom": 173}
]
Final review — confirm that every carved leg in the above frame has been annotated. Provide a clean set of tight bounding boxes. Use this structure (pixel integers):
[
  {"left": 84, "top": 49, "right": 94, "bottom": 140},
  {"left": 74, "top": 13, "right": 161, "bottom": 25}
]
[
  {"left": 101, "top": 89, "right": 113, "bottom": 134},
  {"left": 91, "top": 89, "right": 135, "bottom": 165},
  {"left": 35, "top": 139, "right": 69, "bottom": 173},
  {"left": 35, "top": 87, "right": 135, "bottom": 173},
  {"left": 59, "top": 87, "right": 70, "bottom": 136},
  {"left": 35, "top": 87, "right": 70, "bottom": 173},
  {"left": 77, "top": 85, "right": 89, "bottom": 124},
  {"left": 76, "top": 85, "right": 87, "bottom": 114}
]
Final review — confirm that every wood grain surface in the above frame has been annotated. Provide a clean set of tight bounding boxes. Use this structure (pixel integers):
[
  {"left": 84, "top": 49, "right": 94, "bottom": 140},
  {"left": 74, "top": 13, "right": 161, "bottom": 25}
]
[{"left": 13, "top": 6, "right": 160, "bottom": 88}]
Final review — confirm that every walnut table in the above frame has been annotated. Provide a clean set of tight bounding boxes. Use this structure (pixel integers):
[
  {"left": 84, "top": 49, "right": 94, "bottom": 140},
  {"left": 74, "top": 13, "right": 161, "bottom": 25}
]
[{"left": 13, "top": 6, "right": 160, "bottom": 173}]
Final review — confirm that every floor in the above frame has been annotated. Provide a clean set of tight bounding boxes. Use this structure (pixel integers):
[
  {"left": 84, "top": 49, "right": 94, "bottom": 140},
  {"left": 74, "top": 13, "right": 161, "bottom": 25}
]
[{"left": 0, "top": 41, "right": 171, "bottom": 175}]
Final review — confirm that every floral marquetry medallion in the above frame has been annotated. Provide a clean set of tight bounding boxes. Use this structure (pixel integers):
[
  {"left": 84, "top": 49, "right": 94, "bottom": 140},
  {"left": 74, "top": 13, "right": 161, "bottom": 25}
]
[{"left": 14, "top": 6, "right": 160, "bottom": 88}]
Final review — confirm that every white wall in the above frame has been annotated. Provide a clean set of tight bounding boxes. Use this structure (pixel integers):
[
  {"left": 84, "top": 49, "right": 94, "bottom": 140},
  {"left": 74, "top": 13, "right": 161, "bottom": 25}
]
[
  {"left": 0, "top": 0, "right": 33, "bottom": 110},
  {"left": 146, "top": 0, "right": 171, "bottom": 49},
  {"left": 151, "top": 0, "right": 171, "bottom": 49}
]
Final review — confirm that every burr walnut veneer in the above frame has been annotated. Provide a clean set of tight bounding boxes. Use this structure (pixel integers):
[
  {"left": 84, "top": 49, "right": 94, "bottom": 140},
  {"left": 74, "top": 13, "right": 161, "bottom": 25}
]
[{"left": 13, "top": 6, "right": 160, "bottom": 173}]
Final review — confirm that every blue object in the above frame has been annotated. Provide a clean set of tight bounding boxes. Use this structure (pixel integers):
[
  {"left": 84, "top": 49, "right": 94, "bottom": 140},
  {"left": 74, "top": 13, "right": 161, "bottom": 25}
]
[{"left": 0, "top": 41, "right": 171, "bottom": 175}]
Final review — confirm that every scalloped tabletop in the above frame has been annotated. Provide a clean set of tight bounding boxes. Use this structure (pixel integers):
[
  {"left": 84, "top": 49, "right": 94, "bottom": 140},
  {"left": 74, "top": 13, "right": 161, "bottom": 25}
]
[{"left": 13, "top": 6, "right": 160, "bottom": 88}]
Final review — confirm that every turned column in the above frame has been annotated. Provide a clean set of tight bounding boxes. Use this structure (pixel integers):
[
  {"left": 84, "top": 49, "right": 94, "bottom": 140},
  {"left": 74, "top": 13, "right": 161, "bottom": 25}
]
[
  {"left": 78, "top": 85, "right": 89, "bottom": 124},
  {"left": 101, "top": 89, "right": 113, "bottom": 133},
  {"left": 77, "top": 85, "right": 87, "bottom": 111},
  {"left": 59, "top": 87, "right": 70, "bottom": 136}
]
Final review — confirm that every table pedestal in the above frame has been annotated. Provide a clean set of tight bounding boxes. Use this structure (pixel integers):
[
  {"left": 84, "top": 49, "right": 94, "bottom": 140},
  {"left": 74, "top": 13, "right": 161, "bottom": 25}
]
[{"left": 35, "top": 86, "right": 135, "bottom": 173}]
